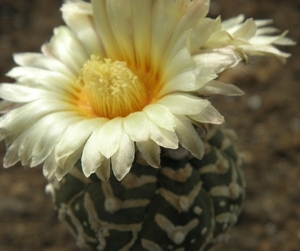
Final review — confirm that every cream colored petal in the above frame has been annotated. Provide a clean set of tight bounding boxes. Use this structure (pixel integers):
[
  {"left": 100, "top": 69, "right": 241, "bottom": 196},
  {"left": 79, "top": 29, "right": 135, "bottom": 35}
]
[
  {"left": 190, "top": 18, "right": 215, "bottom": 52},
  {"left": 254, "top": 19, "right": 273, "bottom": 28},
  {"left": 194, "top": 66, "right": 217, "bottom": 89},
  {"left": 62, "top": 2, "right": 105, "bottom": 57},
  {"left": 165, "top": 0, "right": 210, "bottom": 59},
  {"left": 272, "top": 35, "right": 296, "bottom": 46},
  {"left": 156, "top": 94, "right": 209, "bottom": 115},
  {"left": 143, "top": 104, "right": 177, "bottom": 131},
  {"left": 111, "top": 131, "right": 135, "bottom": 181},
  {"left": 82, "top": 126, "right": 106, "bottom": 177},
  {"left": 131, "top": 0, "right": 152, "bottom": 71},
  {"left": 0, "top": 84, "right": 73, "bottom": 104},
  {"left": 0, "top": 100, "right": 20, "bottom": 114},
  {"left": 55, "top": 118, "right": 101, "bottom": 166},
  {"left": 123, "top": 112, "right": 150, "bottom": 142},
  {"left": 189, "top": 101, "right": 224, "bottom": 124},
  {"left": 193, "top": 47, "right": 241, "bottom": 73},
  {"left": 232, "top": 19, "right": 257, "bottom": 40},
  {"left": 159, "top": 70, "right": 197, "bottom": 96},
  {"left": 3, "top": 134, "right": 25, "bottom": 168},
  {"left": 7, "top": 66, "right": 79, "bottom": 95},
  {"left": 18, "top": 113, "right": 80, "bottom": 166},
  {"left": 55, "top": 147, "right": 83, "bottom": 181},
  {"left": 148, "top": 119, "right": 178, "bottom": 149},
  {"left": 43, "top": 151, "right": 57, "bottom": 178},
  {"left": 0, "top": 84, "right": 43, "bottom": 103},
  {"left": 31, "top": 113, "right": 80, "bottom": 167},
  {"left": 199, "top": 80, "right": 244, "bottom": 96},
  {"left": 61, "top": 0, "right": 92, "bottom": 15},
  {"left": 49, "top": 26, "right": 89, "bottom": 74},
  {"left": 205, "top": 30, "right": 250, "bottom": 48},
  {"left": 174, "top": 115, "right": 204, "bottom": 159},
  {"left": 161, "top": 38, "right": 194, "bottom": 83},
  {"left": 255, "top": 27, "right": 279, "bottom": 35},
  {"left": 136, "top": 140, "right": 160, "bottom": 168},
  {"left": 221, "top": 15, "right": 245, "bottom": 30},
  {"left": 95, "top": 157, "right": 111, "bottom": 181},
  {"left": 151, "top": 0, "right": 183, "bottom": 73},
  {"left": 242, "top": 45, "right": 291, "bottom": 59},
  {"left": 0, "top": 100, "right": 77, "bottom": 142},
  {"left": 97, "top": 117, "right": 122, "bottom": 158},
  {"left": 91, "top": 0, "right": 121, "bottom": 60},
  {"left": 106, "top": 0, "right": 135, "bottom": 63},
  {"left": 13, "top": 53, "right": 76, "bottom": 79},
  {"left": 249, "top": 31, "right": 296, "bottom": 46}
]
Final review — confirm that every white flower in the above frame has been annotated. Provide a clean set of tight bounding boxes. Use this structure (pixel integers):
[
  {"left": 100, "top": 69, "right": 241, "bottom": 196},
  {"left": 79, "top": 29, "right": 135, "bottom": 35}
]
[
  {"left": 203, "top": 14, "right": 295, "bottom": 62},
  {"left": 0, "top": 0, "right": 293, "bottom": 181}
]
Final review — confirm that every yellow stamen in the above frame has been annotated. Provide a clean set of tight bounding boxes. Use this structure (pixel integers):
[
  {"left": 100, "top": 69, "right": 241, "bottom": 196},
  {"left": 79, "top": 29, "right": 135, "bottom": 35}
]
[{"left": 78, "top": 56, "right": 149, "bottom": 119}]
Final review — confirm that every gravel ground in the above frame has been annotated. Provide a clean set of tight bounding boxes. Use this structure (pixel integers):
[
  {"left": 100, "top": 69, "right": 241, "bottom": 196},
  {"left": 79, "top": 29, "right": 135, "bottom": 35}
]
[{"left": 0, "top": 0, "right": 299, "bottom": 251}]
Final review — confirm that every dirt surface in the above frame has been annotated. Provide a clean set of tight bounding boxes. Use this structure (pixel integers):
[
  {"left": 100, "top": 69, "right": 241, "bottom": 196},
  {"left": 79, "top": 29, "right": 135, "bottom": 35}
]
[{"left": 0, "top": 0, "right": 299, "bottom": 251}]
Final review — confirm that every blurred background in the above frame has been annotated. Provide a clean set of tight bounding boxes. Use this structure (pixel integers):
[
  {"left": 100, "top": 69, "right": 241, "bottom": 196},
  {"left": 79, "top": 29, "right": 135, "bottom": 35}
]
[{"left": 0, "top": 0, "right": 299, "bottom": 250}]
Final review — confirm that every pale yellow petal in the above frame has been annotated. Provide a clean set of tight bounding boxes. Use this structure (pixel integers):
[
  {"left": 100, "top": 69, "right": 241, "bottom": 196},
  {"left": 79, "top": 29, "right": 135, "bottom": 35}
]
[
  {"left": 111, "top": 131, "right": 135, "bottom": 181},
  {"left": 123, "top": 112, "right": 150, "bottom": 142},
  {"left": 136, "top": 140, "right": 161, "bottom": 168},
  {"left": 97, "top": 118, "right": 122, "bottom": 158}
]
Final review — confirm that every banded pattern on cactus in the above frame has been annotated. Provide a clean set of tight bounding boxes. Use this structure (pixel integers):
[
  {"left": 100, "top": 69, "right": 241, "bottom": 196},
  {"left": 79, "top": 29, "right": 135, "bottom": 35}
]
[{"left": 47, "top": 125, "right": 245, "bottom": 251}]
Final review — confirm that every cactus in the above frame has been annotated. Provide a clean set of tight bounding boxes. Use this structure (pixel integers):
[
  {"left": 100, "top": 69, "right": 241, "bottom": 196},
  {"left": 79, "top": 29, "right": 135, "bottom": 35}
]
[
  {"left": 47, "top": 125, "right": 245, "bottom": 251},
  {"left": 0, "top": 1, "right": 294, "bottom": 250}
]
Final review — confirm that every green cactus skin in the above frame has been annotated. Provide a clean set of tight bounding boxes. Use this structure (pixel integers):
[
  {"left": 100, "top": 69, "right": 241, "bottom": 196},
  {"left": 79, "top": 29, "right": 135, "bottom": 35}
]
[{"left": 47, "top": 125, "right": 245, "bottom": 251}]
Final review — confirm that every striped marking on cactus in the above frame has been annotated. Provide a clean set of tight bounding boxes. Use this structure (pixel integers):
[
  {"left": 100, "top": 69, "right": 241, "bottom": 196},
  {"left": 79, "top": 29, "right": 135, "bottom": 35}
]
[
  {"left": 101, "top": 180, "right": 151, "bottom": 213},
  {"left": 58, "top": 203, "right": 98, "bottom": 249},
  {"left": 155, "top": 214, "right": 199, "bottom": 245},
  {"left": 160, "top": 163, "right": 193, "bottom": 182},
  {"left": 209, "top": 158, "right": 242, "bottom": 200},
  {"left": 141, "top": 239, "right": 164, "bottom": 251},
  {"left": 84, "top": 192, "right": 142, "bottom": 250},
  {"left": 121, "top": 172, "right": 157, "bottom": 189},
  {"left": 157, "top": 181, "right": 202, "bottom": 212}
]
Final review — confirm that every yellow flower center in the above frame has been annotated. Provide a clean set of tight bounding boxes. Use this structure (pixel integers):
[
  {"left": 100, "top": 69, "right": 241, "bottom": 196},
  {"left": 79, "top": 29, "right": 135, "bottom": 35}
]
[{"left": 78, "top": 56, "right": 149, "bottom": 119}]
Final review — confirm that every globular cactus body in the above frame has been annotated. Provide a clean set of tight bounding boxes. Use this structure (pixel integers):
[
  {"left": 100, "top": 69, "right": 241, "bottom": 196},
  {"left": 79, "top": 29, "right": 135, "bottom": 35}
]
[{"left": 47, "top": 125, "right": 245, "bottom": 251}]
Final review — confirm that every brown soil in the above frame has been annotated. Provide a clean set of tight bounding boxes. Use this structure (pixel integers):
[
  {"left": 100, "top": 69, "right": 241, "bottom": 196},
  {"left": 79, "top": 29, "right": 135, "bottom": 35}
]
[{"left": 0, "top": 0, "right": 299, "bottom": 250}]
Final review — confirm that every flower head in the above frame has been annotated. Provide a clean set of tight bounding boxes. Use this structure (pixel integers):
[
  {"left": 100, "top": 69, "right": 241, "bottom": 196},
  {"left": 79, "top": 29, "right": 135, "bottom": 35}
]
[
  {"left": 204, "top": 14, "right": 296, "bottom": 62},
  {"left": 0, "top": 0, "right": 294, "bottom": 181}
]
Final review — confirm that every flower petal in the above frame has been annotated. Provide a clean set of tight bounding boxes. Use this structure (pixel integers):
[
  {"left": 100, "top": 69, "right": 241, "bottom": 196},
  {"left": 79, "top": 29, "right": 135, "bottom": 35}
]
[
  {"left": 0, "top": 84, "right": 43, "bottom": 103},
  {"left": 0, "top": 100, "right": 77, "bottom": 143},
  {"left": 31, "top": 113, "right": 80, "bottom": 167},
  {"left": 232, "top": 18, "right": 257, "bottom": 40},
  {"left": 43, "top": 151, "right": 57, "bottom": 178},
  {"left": 13, "top": 53, "right": 76, "bottom": 79},
  {"left": 81, "top": 126, "right": 105, "bottom": 177},
  {"left": 18, "top": 112, "right": 80, "bottom": 166},
  {"left": 190, "top": 18, "right": 215, "bottom": 52},
  {"left": 62, "top": 0, "right": 105, "bottom": 57},
  {"left": 156, "top": 94, "right": 209, "bottom": 115},
  {"left": 91, "top": 0, "right": 121, "bottom": 59},
  {"left": 143, "top": 104, "right": 177, "bottom": 131},
  {"left": 49, "top": 26, "right": 89, "bottom": 74},
  {"left": 193, "top": 47, "right": 241, "bottom": 73},
  {"left": 148, "top": 119, "right": 178, "bottom": 149},
  {"left": 131, "top": 0, "right": 152, "bottom": 71},
  {"left": 7, "top": 66, "right": 79, "bottom": 95},
  {"left": 97, "top": 117, "right": 122, "bottom": 158},
  {"left": 123, "top": 112, "right": 150, "bottom": 142},
  {"left": 174, "top": 115, "right": 204, "bottom": 159},
  {"left": 199, "top": 80, "right": 244, "bottom": 96},
  {"left": 189, "top": 101, "right": 224, "bottom": 124},
  {"left": 55, "top": 118, "right": 102, "bottom": 166},
  {"left": 136, "top": 140, "right": 161, "bottom": 168},
  {"left": 111, "top": 131, "right": 135, "bottom": 180}
]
